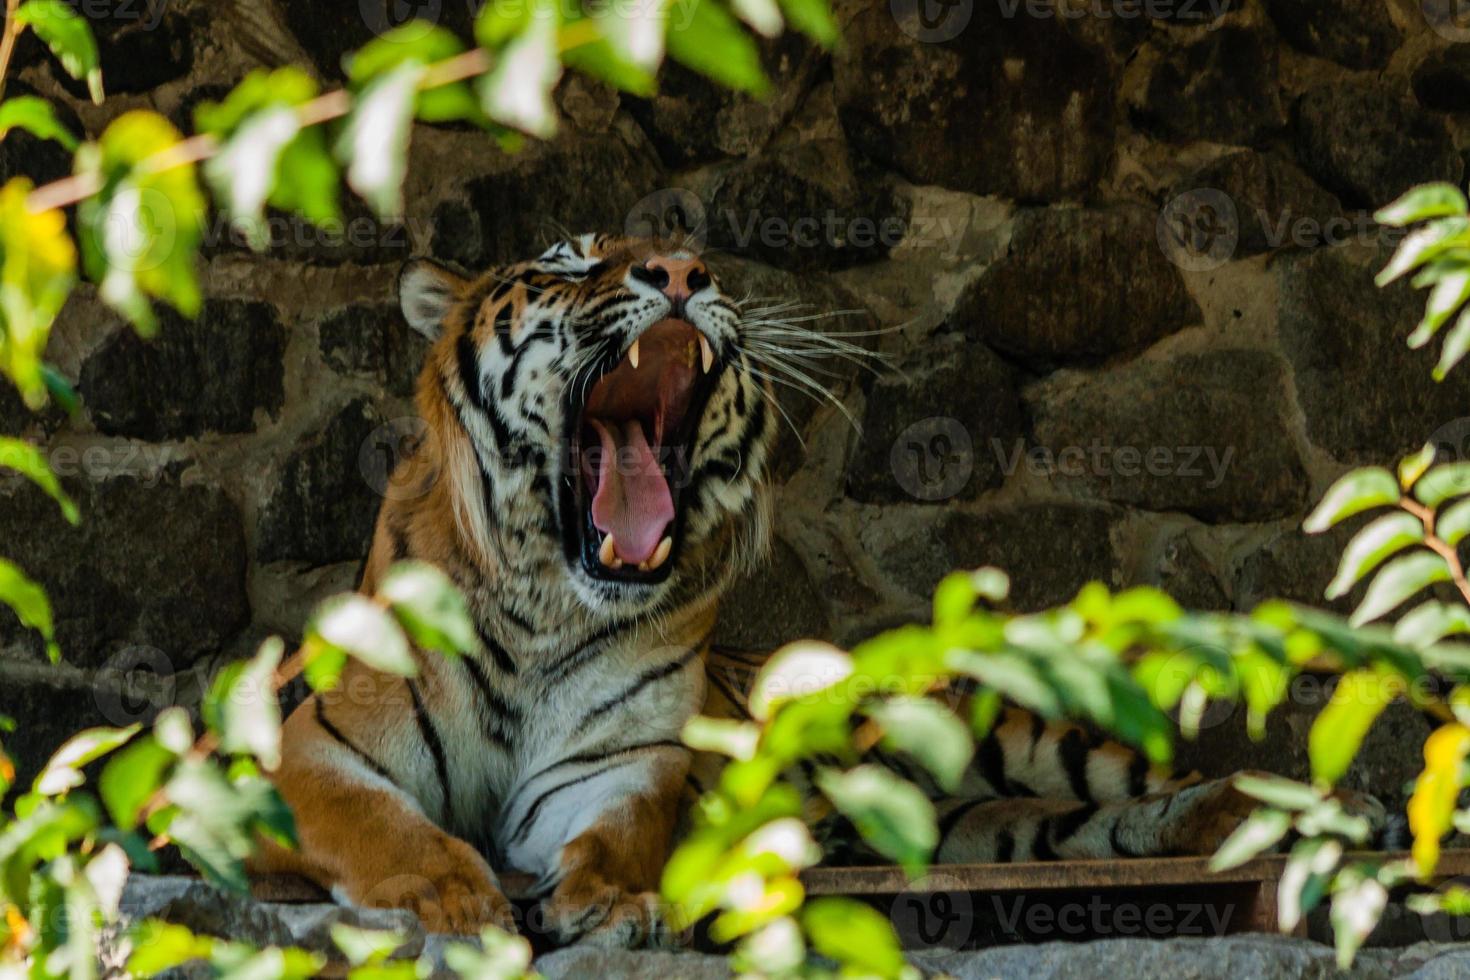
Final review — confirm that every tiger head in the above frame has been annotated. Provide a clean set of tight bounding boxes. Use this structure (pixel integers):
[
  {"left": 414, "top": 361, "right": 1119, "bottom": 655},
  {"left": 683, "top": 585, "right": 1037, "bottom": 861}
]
[{"left": 396, "top": 234, "right": 776, "bottom": 619}]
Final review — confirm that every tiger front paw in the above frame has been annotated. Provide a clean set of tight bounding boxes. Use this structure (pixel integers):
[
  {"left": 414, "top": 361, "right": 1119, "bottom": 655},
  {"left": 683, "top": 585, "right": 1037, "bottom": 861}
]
[
  {"left": 1164, "top": 775, "right": 1269, "bottom": 856},
  {"left": 351, "top": 835, "right": 515, "bottom": 936},
  {"left": 540, "top": 869, "right": 675, "bottom": 948}
]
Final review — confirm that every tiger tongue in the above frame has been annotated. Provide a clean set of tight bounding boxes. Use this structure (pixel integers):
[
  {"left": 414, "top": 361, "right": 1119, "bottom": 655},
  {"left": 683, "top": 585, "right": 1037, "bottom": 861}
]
[{"left": 589, "top": 418, "right": 675, "bottom": 565}]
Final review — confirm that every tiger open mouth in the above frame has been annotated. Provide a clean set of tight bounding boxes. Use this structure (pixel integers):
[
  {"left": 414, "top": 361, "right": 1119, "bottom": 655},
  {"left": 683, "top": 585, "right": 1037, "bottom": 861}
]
[{"left": 564, "top": 318, "right": 719, "bottom": 583}]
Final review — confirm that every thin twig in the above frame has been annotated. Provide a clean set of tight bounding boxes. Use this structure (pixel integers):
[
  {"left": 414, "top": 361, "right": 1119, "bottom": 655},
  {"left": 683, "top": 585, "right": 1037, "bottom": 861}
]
[{"left": 0, "top": 0, "right": 24, "bottom": 104}]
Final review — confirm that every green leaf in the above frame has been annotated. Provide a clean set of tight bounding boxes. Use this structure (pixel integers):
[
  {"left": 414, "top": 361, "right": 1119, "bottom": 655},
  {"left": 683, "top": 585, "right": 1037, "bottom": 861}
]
[
  {"left": 1414, "top": 463, "right": 1470, "bottom": 507},
  {"left": 1278, "top": 837, "right": 1342, "bottom": 932},
  {"left": 379, "top": 561, "right": 476, "bottom": 657},
  {"left": 0, "top": 556, "right": 59, "bottom": 662},
  {"left": 1375, "top": 183, "right": 1469, "bottom": 226},
  {"left": 33, "top": 724, "right": 139, "bottom": 796},
  {"left": 204, "top": 106, "right": 303, "bottom": 250},
  {"left": 330, "top": 923, "right": 408, "bottom": 967},
  {"left": 476, "top": 0, "right": 534, "bottom": 47},
  {"left": 1409, "top": 268, "right": 1470, "bottom": 348},
  {"left": 1350, "top": 551, "right": 1451, "bottom": 626},
  {"left": 1376, "top": 217, "right": 1470, "bottom": 286},
  {"left": 582, "top": 0, "right": 665, "bottom": 75},
  {"left": 749, "top": 640, "right": 851, "bottom": 721},
  {"left": 1439, "top": 497, "right": 1470, "bottom": 546},
  {"left": 0, "top": 177, "right": 79, "bottom": 409},
  {"left": 681, "top": 715, "right": 760, "bottom": 760},
  {"left": 441, "top": 925, "right": 535, "bottom": 979},
  {"left": 1400, "top": 444, "right": 1439, "bottom": 489},
  {"left": 204, "top": 637, "right": 284, "bottom": 768},
  {"left": 0, "top": 95, "right": 77, "bottom": 149},
  {"left": 1209, "top": 807, "right": 1290, "bottom": 871},
  {"left": 1435, "top": 305, "right": 1470, "bottom": 380},
  {"left": 777, "top": 0, "right": 838, "bottom": 45},
  {"left": 801, "top": 897, "right": 906, "bottom": 976},
  {"left": 1325, "top": 511, "right": 1424, "bottom": 600},
  {"left": 1393, "top": 601, "right": 1470, "bottom": 648},
  {"left": 815, "top": 765, "right": 936, "bottom": 874},
  {"left": 100, "top": 736, "right": 174, "bottom": 829},
  {"left": 666, "top": 0, "right": 769, "bottom": 94},
  {"left": 336, "top": 62, "right": 422, "bottom": 221},
  {"left": 1308, "top": 669, "right": 1400, "bottom": 785},
  {"left": 16, "top": 0, "right": 102, "bottom": 103},
  {"left": 1303, "top": 468, "right": 1399, "bottom": 533},
  {"left": 0, "top": 436, "right": 77, "bottom": 522},
  {"left": 867, "top": 696, "right": 973, "bottom": 792},
  {"left": 478, "top": 3, "right": 563, "bottom": 137},
  {"left": 1330, "top": 867, "right": 1388, "bottom": 969},
  {"left": 732, "top": 0, "right": 783, "bottom": 36},
  {"left": 346, "top": 22, "right": 466, "bottom": 83},
  {"left": 75, "top": 111, "right": 206, "bottom": 335},
  {"left": 309, "top": 594, "right": 416, "bottom": 676},
  {"left": 1233, "top": 773, "right": 1322, "bottom": 812}
]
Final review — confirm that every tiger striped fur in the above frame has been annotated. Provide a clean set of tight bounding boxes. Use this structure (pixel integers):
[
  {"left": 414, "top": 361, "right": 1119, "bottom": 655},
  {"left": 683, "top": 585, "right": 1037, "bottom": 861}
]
[{"left": 251, "top": 234, "right": 1376, "bottom": 947}]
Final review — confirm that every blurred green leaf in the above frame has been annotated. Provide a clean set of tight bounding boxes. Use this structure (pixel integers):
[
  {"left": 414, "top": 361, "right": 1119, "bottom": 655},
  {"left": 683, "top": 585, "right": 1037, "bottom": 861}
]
[
  {"left": 1400, "top": 444, "right": 1438, "bottom": 488},
  {"left": 750, "top": 641, "right": 851, "bottom": 721},
  {"left": 311, "top": 595, "right": 415, "bottom": 676},
  {"left": 336, "top": 62, "right": 422, "bottom": 221},
  {"left": 0, "top": 556, "right": 59, "bottom": 662},
  {"left": 330, "top": 923, "right": 408, "bottom": 967},
  {"left": 732, "top": 0, "right": 783, "bottom": 36},
  {"left": 0, "top": 436, "right": 78, "bottom": 522},
  {"left": 1303, "top": 468, "right": 1399, "bottom": 533},
  {"left": 801, "top": 897, "right": 907, "bottom": 976},
  {"left": 682, "top": 715, "right": 760, "bottom": 760},
  {"left": 380, "top": 561, "right": 476, "bottom": 657},
  {"left": 478, "top": 1, "right": 562, "bottom": 137},
  {"left": 1330, "top": 866, "right": 1388, "bottom": 969},
  {"left": 1409, "top": 268, "right": 1470, "bottom": 349},
  {"left": 16, "top": 0, "right": 102, "bottom": 102},
  {"left": 1377, "top": 217, "right": 1470, "bottom": 286},
  {"left": 1350, "top": 551, "right": 1450, "bottom": 627},
  {"left": 1309, "top": 669, "right": 1400, "bottom": 785},
  {"left": 867, "top": 696, "right": 973, "bottom": 793},
  {"left": 1210, "top": 807, "right": 1290, "bottom": 871},
  {"left": 1234, "top": 773, "right": 1321, "bottom": 812},
  {"left": 1279, "top": 836, "right": 1342, "bottom": 932},
  {"left": 0, "top": 95, "right": 77, "bottom": 149},
  {"left": 75, "top": 111, "right": 206, "bottom": 335},
  {"left": 100, "top": 736, "right": 174, "bottom": 830},
  {"left": 1394, "top": 601, "right": 1470, "bottom": 648},
  {"left": 1438, "top": 497, "right": 1470, "bottom": 546},
  {"left": 33, "top": 724, "right": 140, "bottom": 797},
  {"left": 1435, "top": 305, "right": 1470, "bottom": 380},
  {"left": 666, "top": 0, "right": 769, "bottom": 94},
  {"left": 440, "top": 924, "right": 536, "bottom": 979},
  {"left": 1375, "top": 183, "right": 1469, "bottom": 226},
  {"left": 777, "top": 0, "right": 838, "bottom": 45},
  {"left": 204, "top": 637, "right": 284, "bottom": 768},
  {"left": 1415, "top": 463, "right": 1470, "bottom": 507},
  {"left": 815, "top": 765, "right": 936, "bottom": 874},
  {"left": 1326, "top": 512, "right": 1424, "bottom": 600}
]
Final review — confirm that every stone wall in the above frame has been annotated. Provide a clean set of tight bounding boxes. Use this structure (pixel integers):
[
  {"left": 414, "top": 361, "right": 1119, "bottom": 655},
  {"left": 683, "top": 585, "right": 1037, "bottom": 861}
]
[{"left": 1, "top": 0, "right": 1467, "bottom": 803}]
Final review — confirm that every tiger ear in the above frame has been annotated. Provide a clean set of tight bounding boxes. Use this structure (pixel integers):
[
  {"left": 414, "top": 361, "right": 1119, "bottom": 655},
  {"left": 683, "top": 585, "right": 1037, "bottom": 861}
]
[{"left": 398, "top": 259, "right": 467, "bottom": 340}]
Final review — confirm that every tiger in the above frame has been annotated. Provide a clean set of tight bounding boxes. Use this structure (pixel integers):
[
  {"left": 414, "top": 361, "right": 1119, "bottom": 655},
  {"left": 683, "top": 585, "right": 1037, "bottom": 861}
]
[{"left": 249, "top": 233, "right": 1379, "bottom": 947}]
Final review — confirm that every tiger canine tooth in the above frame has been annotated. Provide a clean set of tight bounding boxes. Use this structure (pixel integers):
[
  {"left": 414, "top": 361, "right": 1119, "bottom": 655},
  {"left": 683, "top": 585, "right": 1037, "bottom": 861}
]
[
  {"left": 699, "top": 335, "right": 714, "bottom": 373},
  {"left": 647, "top": 535, "right": 673, "bottom": 570},
  {"left": 628, "top": 339, "right": 640, "bottom": 369},
  {"left": 599, "top": 534, "right": 620, "bottom": 568}
]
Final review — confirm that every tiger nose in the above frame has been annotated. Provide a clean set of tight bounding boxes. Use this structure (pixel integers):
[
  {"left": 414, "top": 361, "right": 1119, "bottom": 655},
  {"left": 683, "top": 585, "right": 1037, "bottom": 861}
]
[{"left": 636, "top": 256, "right": 711, "bottom": 300}]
